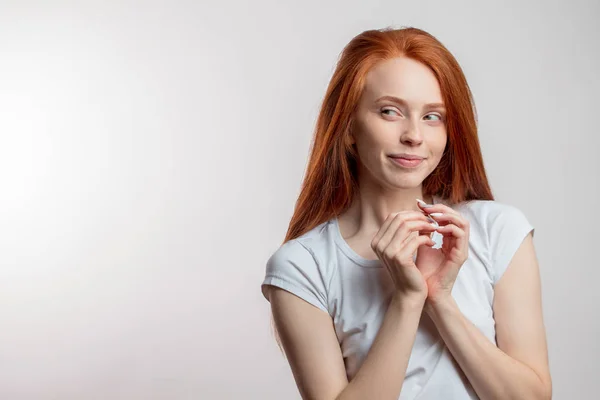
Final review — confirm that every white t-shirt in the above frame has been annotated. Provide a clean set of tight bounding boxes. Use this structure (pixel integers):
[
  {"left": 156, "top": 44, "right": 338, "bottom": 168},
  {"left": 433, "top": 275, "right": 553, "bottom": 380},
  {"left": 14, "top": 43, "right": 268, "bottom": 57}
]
[{"left": 261, "top": 195, "right": 535, "bottom": 399}]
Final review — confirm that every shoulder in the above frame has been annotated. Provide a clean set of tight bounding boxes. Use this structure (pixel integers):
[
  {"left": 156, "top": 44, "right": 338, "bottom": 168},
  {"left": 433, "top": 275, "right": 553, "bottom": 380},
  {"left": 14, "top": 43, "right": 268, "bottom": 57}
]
[
  {"left": 266, "top": 219, "right": 337, "bottom": 277},
  {"left": 263, "top": 220, "right": 336, "bottom": 314},
  {"left": 454, "top": 199, "right": 531, "bottom": 234},
  {"left": 455, "top": 199, "right": 535, "bottom": 284},
  {"left": 267, "top": 238, "right": 317, "bottom": 269},
  {"left": 455, "top": 198, "right": 523, "bottom": 217}
]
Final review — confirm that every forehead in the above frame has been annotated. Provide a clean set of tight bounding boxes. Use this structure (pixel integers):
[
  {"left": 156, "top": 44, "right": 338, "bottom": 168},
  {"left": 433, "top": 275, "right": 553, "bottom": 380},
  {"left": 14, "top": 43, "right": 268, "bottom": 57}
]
[{"left": 362, "top": 57, "right": 443, "bottom": 103}]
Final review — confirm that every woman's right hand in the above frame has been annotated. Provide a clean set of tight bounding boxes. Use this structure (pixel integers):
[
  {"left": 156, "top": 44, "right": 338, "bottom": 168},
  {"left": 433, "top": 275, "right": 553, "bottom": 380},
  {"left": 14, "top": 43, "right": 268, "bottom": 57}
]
[{"left": 370, "top": 211, "right": 438, "bottom": 300}]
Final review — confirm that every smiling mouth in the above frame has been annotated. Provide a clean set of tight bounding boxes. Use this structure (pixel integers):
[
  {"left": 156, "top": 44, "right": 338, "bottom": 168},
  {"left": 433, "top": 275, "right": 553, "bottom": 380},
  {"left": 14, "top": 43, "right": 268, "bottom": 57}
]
[{"left": 389, "top": 156, "right": 425, "bottom": 168}]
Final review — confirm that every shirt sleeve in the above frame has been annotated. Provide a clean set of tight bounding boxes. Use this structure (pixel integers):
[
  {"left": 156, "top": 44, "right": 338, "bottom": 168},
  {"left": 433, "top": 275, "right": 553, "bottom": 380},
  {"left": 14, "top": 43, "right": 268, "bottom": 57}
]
[
  {"left": 488, "top": 203, "right": 535, "bottom": 285},
  {"left": 261, "top": 239, "right": 330, "bottom": 314}
]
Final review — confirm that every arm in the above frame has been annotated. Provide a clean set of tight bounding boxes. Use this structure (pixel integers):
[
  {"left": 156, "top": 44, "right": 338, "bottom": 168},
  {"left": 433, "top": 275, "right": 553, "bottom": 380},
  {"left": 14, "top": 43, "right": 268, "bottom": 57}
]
[
  {"left": 268, "top": 286, "right": 425, "bottom": 400},
  {"left": 337, "top": 293, "right": 425, "bottom": 400},
  {"left": 423, "top": 233, "right": 552, "bottom": 400}
]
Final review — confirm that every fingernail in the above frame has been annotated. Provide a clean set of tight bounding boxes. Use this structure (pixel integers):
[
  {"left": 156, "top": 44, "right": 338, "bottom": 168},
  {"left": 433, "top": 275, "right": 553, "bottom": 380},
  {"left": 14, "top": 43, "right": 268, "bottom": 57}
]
[
  {"left": 430, "top": 213, "right": 443, "bottom": 217},
  {"left": 424, "top": 214, "right": 438, "bottom": 224},
  {"left": 416, "top": 198, "right": 433, "bottom": 208}
]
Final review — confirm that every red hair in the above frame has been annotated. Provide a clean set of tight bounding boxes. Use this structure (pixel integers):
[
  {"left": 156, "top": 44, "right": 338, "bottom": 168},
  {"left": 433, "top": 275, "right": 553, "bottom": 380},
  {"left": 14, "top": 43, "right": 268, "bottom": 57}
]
[{"left": 270, "top": 26, "right": 494, "bottom": 356}]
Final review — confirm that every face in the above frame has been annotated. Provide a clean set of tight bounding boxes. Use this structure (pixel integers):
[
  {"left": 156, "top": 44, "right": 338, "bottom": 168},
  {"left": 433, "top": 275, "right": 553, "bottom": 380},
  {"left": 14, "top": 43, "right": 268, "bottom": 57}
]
[{"left": 350, "top": 56, "right": 448, "bottom": 190}]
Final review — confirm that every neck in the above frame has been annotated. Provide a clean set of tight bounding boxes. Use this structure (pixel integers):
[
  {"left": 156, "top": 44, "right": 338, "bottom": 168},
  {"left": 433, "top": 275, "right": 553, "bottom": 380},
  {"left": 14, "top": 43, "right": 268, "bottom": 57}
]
[{"left": 341, "top": 182, "right": 433, "bottom": 238}]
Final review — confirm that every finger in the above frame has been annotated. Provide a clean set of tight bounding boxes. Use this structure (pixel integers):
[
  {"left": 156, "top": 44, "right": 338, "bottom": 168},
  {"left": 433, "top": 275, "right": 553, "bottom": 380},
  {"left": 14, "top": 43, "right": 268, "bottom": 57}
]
[
  {"left": 417, "top": 202, "right": 460, "bottom": 216},
  {"left": 429, "top": 212, "right": 469, "bottom": 230},
  {"left": 372, "top": 211, "right": 430, "bottom": 248},
  {"left": 434, "top": 223, "right": 468, "bottom": 252},
  {"left": 382, "top": 220, "right": 437, "bottom": 257},
  {"left": 386, "top": 229, "right": 432, "bottom": 265},
  {"left": 378, "top": 218, "right": 429, "bottom": 256},
  {"left": 433, "top": 223, "right": 465, "bottom": 237},
  {"left": 371, "top": 212, "right": 409, "bottom": 245},
  {"left": 402, "top": 233, "right": 435, "bottom": 257}
]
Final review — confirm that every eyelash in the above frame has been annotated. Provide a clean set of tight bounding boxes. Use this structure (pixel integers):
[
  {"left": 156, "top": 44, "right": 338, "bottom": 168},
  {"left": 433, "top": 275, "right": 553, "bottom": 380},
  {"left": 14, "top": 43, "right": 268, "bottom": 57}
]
[{"left": 381, "top": 108, "right": 444, "bottom": 121}]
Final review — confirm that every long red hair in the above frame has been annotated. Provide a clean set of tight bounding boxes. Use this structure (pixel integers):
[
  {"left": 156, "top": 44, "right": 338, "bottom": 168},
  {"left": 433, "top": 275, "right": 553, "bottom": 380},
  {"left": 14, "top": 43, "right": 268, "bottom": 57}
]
[{"left": 271, "top": 26, "right": 494, "bottom": 355}]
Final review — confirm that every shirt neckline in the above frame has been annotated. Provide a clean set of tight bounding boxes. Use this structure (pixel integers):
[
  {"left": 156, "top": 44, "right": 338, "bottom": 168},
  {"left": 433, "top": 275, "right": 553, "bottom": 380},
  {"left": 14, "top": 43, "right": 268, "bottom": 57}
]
[{"left": 332, "top": 195, "right": 440, "bottom": 268}]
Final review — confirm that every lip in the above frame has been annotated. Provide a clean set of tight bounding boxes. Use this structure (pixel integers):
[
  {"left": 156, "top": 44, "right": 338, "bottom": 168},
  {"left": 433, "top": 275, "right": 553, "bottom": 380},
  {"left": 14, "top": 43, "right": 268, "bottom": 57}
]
[
  {"left": 389, "top": 156, "right": 424, "bottom": 168},
  {"left": 388, "top": 153, "right": 425, "bottom": 160}
]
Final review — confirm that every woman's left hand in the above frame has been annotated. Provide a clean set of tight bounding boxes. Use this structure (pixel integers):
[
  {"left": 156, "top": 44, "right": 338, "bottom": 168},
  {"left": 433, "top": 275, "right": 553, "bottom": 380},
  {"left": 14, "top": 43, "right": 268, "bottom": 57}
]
[{"left": 415, "top": 202, "right": 470, "bottom": 306}]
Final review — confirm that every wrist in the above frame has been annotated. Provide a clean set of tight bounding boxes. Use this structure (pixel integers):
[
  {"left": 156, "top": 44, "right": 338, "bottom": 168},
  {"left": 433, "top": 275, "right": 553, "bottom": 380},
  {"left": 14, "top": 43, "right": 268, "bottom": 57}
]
[
  {"left": 424, "top": 294, "right": 455, "bottom": 314},
  {"left": 391, "top": 292, "right": 427, "bottom": 311}
]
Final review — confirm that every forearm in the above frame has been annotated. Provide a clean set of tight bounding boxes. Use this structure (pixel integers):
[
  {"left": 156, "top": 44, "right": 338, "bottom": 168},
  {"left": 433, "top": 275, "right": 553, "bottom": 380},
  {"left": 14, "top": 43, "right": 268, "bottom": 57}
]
[
  {"left": 425, "top": 296, "right": 550, "bottom": 400},
  {"left": 336, "top": 294, "right": 424, "bottom": 400}
]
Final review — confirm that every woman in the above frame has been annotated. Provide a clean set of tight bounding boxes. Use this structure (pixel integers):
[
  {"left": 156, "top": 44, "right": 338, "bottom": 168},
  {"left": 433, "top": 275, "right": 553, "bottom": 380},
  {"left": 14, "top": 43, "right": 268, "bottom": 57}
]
[{"left": 260, "top": 27, "right": 551, "bottom": 400}]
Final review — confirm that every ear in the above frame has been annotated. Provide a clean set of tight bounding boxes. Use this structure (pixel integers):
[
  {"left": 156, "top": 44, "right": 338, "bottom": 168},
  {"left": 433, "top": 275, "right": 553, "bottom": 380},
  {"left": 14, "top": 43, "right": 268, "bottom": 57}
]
[{"left": 346, "top": 128, "right": 356, "bottom": 146}]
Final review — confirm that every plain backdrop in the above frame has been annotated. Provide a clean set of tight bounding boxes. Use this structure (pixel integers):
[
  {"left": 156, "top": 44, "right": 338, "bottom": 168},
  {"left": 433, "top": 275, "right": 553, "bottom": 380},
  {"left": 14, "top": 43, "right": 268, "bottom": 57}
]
[{"left": 0, "top": 0, "right": 598, "bottom": 399}]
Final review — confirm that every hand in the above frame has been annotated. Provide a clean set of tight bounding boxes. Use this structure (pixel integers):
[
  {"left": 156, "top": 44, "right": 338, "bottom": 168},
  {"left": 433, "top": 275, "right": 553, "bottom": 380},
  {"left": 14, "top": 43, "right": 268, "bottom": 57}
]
[
  {"left": 370, "top": 211, "right": 438, "bottom": 300},
  {"left": 415, "top": 202, "right": 470, "bottom": 305}
]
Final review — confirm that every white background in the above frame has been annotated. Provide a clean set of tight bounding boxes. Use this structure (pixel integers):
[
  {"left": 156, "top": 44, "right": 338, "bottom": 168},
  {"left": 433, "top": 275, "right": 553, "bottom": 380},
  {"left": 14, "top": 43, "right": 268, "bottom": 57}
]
[{"left": 0, "top": 0, "right": 598, "bottom": 399}]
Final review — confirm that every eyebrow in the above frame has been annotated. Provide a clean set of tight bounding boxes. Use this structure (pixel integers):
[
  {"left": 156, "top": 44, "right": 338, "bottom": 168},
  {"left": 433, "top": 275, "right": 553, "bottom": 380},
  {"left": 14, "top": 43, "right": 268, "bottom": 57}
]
[{"left": 375, "top": 95, "right": 446, "bottom": 110}]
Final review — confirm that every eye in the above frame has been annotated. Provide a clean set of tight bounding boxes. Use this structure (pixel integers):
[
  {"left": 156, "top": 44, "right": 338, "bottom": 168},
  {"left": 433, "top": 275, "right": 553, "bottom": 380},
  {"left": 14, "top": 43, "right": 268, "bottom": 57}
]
[
  {"left": 381, "top": 108, "right": 400, "bottom": 117},
  {"left": 424, "top": 113, "right": 443, "bottom": 122}
]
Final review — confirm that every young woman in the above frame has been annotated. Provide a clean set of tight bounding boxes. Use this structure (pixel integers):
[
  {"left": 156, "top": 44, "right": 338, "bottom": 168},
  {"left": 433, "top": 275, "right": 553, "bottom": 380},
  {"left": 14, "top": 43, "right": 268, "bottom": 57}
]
[{"left": 260, "top": 27, "right": 551, "bottom": 400}]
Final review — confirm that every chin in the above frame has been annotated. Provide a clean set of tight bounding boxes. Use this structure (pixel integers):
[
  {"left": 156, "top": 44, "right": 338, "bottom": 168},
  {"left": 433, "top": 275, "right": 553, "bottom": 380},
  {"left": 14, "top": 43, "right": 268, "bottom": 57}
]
[{"left": 388, "top": 174, "right": 425, "bottom": 188}]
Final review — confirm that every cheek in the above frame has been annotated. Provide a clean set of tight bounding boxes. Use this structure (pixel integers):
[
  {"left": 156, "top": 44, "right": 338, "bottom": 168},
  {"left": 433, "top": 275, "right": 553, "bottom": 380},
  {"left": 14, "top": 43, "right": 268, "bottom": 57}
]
[
  {"left": 367, "top": 123, "right": 401, "bottom": 153},
  {"left": 432, "top": 131, "right": 448, "bottom": 155},
  {"left": 355, "top": 121, "right": 390, "bottom": 153}
]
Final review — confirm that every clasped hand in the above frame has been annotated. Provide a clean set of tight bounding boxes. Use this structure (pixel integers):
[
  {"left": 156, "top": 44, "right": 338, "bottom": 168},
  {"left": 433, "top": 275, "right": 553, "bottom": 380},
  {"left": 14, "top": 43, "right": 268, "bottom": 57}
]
[
  {"left": 415, "top": 200, "right": 470, "bottom": 305},
  {"left": 370, "top": 199, "right": 470, "bottom": 307}
]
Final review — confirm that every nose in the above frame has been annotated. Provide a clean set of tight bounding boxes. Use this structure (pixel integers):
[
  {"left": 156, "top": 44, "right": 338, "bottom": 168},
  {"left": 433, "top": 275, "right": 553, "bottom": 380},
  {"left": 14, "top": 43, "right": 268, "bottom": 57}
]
[{"left": 400, "top": 119, "right": 424, "bottom": 145}]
